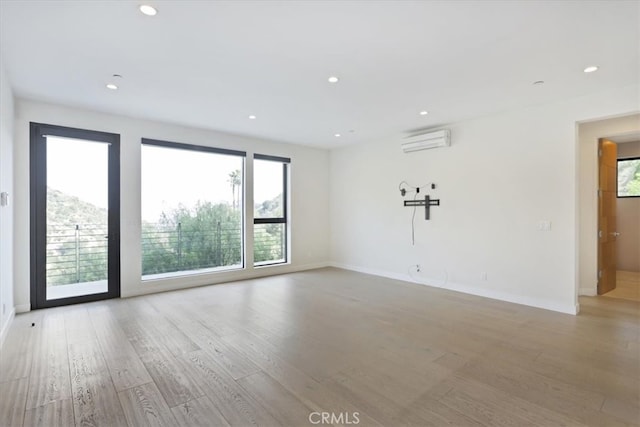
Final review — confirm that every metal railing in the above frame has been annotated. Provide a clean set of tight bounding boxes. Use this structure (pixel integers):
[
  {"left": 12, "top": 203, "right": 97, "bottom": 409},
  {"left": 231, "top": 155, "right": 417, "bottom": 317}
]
[
  {"left": 142, "top": 221, "right": 243, "bottom": 275},
  {"left": 46, "top": 223, "right": 108, "bottom": 286},
  {"left": 46, "top": 220, "right": 285, "bottom": 283},
  {"left": 254, "top": 224, "right": 285, "bottom": 263}
]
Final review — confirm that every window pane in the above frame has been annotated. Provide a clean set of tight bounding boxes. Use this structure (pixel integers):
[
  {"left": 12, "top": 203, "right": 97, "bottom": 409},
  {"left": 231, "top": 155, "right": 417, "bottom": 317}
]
[
  {"left": 254, "top": 223, "right": 285, "bottom": 265},
  {"left": 254, "top": 160, "right": 284, "bottom": 218},
  {"left": 618, "top": 158, "right": 640, "bottom": 197},
  {"left": 46, "top": 137, "right": 109, "bottom": 299},
  {"left": 141, "top": 144, "right": 243, "bottom": 278}
]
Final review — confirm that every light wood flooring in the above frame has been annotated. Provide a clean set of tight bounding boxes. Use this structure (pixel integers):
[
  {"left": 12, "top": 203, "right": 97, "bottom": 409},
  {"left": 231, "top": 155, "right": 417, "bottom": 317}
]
[
  {"left": 1, "top": 267, "right": 639, "bottom": 426},
  {"left": 604, "top": 271, "right": 640, "bottom": 302}
]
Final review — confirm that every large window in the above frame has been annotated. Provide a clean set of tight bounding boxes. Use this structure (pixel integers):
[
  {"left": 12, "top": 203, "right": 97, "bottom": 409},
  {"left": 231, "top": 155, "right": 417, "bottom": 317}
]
[
  {"left": 617, "top": 157, "right": 640, "bottom": 197},
  {"left": 254, "top": 154, "right": 290, "bottom": 266},
  {"left": 141, "top": 139, "right": 245, "bottom": 278}
]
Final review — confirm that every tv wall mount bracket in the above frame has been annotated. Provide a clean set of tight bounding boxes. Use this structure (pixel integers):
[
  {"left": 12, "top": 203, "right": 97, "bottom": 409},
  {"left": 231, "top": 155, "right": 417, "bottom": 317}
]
[{"left": 404, "top": 195, "right": 440, "bottom": 220}]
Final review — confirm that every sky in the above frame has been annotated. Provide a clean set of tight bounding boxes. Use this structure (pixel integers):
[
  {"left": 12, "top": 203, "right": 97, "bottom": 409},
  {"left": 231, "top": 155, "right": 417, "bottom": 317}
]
[
  {"left": 46, "top": 136, "right": 284, "bottom": 222},
  {"left": 47, "top": 136, "right": 109, "bottom": 209}
]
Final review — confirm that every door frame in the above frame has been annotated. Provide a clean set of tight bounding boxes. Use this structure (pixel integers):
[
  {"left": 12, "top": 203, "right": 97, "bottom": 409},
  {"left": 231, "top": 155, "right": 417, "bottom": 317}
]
[{"left": 30, "top": 122, "right": 121, "bottom": 309}]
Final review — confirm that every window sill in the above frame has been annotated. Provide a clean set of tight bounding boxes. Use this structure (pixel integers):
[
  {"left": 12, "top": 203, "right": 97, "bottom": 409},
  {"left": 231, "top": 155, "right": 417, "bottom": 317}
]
[{"left": 142, "top": 264, "right": 243, "bottom": 282}]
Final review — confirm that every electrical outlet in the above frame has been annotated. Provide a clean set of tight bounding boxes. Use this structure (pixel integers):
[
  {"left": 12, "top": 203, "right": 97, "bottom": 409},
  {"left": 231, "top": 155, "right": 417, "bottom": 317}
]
[
  {"left": 416, "top": 264, "right": 421, "bottom": 272},
  {"left": 481, "top": 272, "right": 487, "bottom": 281},
  {"left": 537, "top": 220, "right": 552, "bottom": 231}
]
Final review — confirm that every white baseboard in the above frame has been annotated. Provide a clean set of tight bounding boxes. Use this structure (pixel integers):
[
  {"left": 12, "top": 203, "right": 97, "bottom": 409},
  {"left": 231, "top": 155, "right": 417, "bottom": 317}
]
[
  {"left": 0, "top": 307, "right": 15, "bottom": 349},
  {"left": 579, "top": 287, "right": 597, "bottom": 296},
  {"left": 15, "top": 304, "right": 30, "bottom": 313},
  {"left": 329, "top": 262, "right": 578, "bottom": 315}
]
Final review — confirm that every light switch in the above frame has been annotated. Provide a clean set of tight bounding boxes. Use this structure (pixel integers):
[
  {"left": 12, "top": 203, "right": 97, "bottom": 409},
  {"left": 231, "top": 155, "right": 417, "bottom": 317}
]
[{"left": 0, "top": 192, "right": 8, "bottom": 207}]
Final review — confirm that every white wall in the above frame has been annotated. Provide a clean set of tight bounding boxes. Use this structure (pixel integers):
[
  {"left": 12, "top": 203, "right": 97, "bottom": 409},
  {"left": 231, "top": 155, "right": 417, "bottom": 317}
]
[
  {"left": 0, "top": 56, "right": 15, "bottom": 344},
  {"left": 13, "top": 99, "right": 330, "bottom": 310},
  {"left": 330, "top": 84, "right": 639, "bottom": 315},
  {"left": 577, "top": 114, "right": 640, "bottom": 295}
]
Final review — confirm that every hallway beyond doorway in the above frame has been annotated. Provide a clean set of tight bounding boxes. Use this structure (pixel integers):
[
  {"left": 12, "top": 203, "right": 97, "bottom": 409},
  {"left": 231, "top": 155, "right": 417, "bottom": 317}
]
[{"left": 603, "top": 270, "right": 640, "bottom": 302}]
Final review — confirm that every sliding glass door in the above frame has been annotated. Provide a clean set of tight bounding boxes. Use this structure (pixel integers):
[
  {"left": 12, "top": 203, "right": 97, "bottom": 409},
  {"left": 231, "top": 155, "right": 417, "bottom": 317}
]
[{"left": 30, "top": 123, "right": 120, "bottom": 309}]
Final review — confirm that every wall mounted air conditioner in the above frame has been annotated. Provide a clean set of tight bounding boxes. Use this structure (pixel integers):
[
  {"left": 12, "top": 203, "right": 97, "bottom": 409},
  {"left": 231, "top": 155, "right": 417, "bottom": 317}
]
[{"left": 401, "top": 129, "right": 450, "bottom": 153}]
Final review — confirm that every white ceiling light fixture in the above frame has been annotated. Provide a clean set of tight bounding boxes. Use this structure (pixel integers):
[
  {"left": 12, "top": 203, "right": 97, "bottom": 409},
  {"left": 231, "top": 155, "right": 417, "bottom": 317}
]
[
  {"left": 583, "top": 65, "right": 599, "bottom": 73},
  {"left": 328, "top": 76, "right": 339, "bottom": 83},
  {"left": 248, "top": 115, "right": 257, "bottom": 120},
  {"left": 106, "top": 83, "right": 118, "bottom": 90},
  {"left": 334, "top": 133, "right": 341, "bottom": 137},
  {"left": 139, "top": 5, "right": 158, "bottom": 16},
  {"left": 419, "top": 110, "right": 429, "bottom": 116}
]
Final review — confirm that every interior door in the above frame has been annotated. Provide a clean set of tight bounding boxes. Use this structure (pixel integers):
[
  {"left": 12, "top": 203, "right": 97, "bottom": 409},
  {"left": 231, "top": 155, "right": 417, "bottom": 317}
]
[
  {"left": 597, "top": 138, "right": 618, "bottom": 295},
  {"left": 30, "top": 123, "right": 120, "bottom": 309}
]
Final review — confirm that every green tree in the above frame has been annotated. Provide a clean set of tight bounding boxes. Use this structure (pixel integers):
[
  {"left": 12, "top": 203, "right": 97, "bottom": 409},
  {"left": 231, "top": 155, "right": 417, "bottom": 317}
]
[
  {"left": 142, "top": 201, "right": 242, "bottom": 275},
  {"left": 618, "top": 159, "right": 640, "bottom": 196}
]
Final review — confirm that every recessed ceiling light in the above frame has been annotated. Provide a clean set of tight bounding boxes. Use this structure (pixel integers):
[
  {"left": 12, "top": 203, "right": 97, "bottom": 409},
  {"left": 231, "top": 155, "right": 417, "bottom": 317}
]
[
  {"left": 106, "top": 83, "right": 118, "bottom": 90},
  {"left": 139, "top": 5, "right": 157, "bottom": 16},
  {"left": 334, "top": 133, "right": 341, "bottom": 137},
  {"left": 248, "top": 115, "right": 257, "bottom": 120},
  {"left": 419, "top": 111, "right": 429, "bottom": 116},
  {"left": 328, "top": 76, "right": 339, "bottom": 83},
  {"left": 583, "top": 66, "right": 599, "bottom": 73},
  {"left": 533, "top": 80, "right": 545, "bottom": 85}
]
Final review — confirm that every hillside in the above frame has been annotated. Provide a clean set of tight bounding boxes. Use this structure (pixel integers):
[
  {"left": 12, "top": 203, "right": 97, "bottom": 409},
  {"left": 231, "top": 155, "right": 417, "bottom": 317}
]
[{"left": 47, "top": 187, "right": 107, "bottom": 226}]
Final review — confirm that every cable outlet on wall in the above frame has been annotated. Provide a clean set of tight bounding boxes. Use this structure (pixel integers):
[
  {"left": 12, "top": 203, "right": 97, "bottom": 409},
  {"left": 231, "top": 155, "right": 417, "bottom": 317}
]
[{"left": 481, "top": 272, "right": 487, "bottom": 281}]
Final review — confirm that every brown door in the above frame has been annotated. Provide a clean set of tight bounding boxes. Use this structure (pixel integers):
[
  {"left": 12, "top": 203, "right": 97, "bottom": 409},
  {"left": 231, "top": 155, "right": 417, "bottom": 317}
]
[{"left": 597, "top": 138, "right": 618, "bottom": 295}]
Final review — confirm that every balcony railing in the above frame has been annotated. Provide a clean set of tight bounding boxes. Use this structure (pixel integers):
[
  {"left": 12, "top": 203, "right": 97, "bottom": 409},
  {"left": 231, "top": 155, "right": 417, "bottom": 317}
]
[
  {"left": 142, "top": 221, "right": 242, "bottom": 275},
  {"left": 46, "top": 223, "right": 108, "bottom": 286},
  {"left": 46, "top": 220, "right": 285, "bottom": 283},
  {"left": 254, "top": 223, "right": 285, "bottom": 264}
]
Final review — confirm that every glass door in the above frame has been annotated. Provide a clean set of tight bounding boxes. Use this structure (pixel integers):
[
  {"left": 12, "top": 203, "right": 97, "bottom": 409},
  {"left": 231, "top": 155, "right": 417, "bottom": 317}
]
[{"left": 30, "top": 123, "right": 120, "bottom": 309}]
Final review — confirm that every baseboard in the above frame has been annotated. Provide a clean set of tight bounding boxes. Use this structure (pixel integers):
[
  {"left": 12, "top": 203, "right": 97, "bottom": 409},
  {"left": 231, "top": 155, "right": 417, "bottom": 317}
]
[
  {"left": 0, "top": 307, "right": 15, "bottom": 349},
  {"left": 578, "top": 287, "right": 597, "bottom": 296},
  {"left": 15, "top": 304, "right": 30, "bottom": 313},
  {"left": 330, "top": 262, "right": 578, "bottom": 315}
]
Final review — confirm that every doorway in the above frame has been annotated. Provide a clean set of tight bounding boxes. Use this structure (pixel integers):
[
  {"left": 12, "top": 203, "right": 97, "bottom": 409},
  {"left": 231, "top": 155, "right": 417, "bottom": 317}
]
[
  {"left": 602, "top": 140, "right": 640, "bottom": 301},
  {"left": 30, "top": 123, "right": 120, "bottom": 309},
  {"left": 577, "top": 114, "right": 640, "bottom": 302}
]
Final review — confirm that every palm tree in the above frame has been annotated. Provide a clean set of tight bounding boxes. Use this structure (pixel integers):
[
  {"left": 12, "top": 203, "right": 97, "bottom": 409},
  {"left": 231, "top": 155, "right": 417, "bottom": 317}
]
[{"left": 228, "top": 170, "right": 241, "bottom": 209}]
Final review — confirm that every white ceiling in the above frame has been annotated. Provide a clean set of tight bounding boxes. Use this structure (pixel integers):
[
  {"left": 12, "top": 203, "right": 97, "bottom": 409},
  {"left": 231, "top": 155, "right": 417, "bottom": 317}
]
[{"left": 1, "top": 1, "right": 638, "bottom": 148}]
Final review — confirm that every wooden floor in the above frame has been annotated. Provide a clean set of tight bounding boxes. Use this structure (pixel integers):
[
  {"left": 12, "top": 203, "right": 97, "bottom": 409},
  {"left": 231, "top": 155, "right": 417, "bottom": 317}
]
[
  {"left": 1, "top": 268, "right": 638, "bottom": 427},
  {"left": 604, "top": 271, "right": 640, "bottom": 302}
]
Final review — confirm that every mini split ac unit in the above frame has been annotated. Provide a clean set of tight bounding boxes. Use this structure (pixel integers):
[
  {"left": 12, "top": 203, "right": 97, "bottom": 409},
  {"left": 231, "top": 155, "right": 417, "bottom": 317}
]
[{"left": 401, "top": 129, "right": 451, "bottom": 153}]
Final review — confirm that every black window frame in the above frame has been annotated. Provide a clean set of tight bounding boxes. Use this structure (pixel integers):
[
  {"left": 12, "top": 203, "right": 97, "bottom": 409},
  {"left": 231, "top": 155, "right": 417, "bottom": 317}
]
[
  {"left": 253, "top": 154, "right": 290, "bottom": 266},
  {"left": 30, "top": 122, "right": 121, "bottom": 309},
  {"left": 616, "top": 156, "right": 640, "bottom": 198},
  {"left": 140, "top": 138, "right": 247, "bottom": 276}
]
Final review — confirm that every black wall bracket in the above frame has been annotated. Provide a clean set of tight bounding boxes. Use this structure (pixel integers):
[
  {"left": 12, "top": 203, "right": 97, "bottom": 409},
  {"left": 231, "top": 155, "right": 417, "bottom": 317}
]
[{"left": 404, "top": 195, "right": 440, "bottom": 220}]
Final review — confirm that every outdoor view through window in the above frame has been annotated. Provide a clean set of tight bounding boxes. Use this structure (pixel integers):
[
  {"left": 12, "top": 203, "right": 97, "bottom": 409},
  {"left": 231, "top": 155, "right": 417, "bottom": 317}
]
[
  {"left": 141, "top": 143, "right": 244, "bottom": 278},
  {"left": 46, "top": 136, "right": 109, "bottom": 299},
  {"left": 254, "top": 157, "right": 288, "bottom": 265},
  {"left": 617, "top": 158, "right": 640, "bottom": 197}
]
